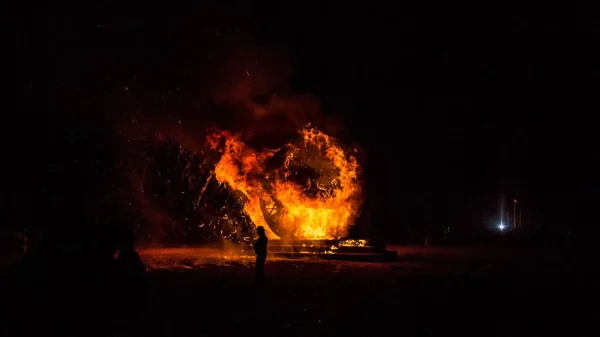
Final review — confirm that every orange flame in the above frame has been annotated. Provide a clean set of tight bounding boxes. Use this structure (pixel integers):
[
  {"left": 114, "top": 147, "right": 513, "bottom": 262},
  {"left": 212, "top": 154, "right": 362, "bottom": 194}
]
[{"left": 207, "top": 124, "right": 363, "bottom": 240}]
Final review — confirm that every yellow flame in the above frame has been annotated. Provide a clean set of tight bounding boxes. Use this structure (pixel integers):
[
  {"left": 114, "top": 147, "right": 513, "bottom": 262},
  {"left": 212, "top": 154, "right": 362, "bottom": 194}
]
[{"left": 208, "top": 124, "right": 363, "bottom": 240}]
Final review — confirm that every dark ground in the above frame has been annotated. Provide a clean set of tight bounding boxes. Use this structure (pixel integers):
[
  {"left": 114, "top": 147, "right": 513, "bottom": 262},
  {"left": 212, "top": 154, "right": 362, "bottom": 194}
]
[{"left": 1, "top": 245, "right": 597, "bottom": 337}]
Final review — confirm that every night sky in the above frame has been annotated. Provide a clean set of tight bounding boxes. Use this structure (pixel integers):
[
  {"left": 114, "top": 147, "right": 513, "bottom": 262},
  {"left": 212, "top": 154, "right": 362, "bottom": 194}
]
[{"left": 9, "top": 1, "right": 600, "bottom": 240}]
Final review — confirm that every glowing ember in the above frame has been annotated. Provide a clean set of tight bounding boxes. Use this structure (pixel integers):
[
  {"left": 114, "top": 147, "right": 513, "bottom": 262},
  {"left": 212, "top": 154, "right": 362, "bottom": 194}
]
[
  {"left": 207, "top": 124, "right": 364, "bottom": 240},
  {"left": 338, "top": 239, "right": 368, "bottom": 247}
]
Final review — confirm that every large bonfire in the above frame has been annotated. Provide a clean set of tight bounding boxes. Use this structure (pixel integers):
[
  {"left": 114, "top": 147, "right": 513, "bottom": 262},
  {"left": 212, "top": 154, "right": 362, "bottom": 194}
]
[{"left": 206, "top": 124, "right": 364, "bottom": 240}]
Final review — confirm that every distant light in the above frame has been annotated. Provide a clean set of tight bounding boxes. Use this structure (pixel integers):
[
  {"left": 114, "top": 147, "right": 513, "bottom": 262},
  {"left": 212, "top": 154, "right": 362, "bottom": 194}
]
[{"left": 498, "top": 223, "right": 505, "bottom": 231}]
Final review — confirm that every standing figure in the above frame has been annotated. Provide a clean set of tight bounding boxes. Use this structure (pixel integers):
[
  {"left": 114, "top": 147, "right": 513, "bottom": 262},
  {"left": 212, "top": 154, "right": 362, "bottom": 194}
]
[{"left": 253, "top": 226, "right": 268, "bottom": 278}]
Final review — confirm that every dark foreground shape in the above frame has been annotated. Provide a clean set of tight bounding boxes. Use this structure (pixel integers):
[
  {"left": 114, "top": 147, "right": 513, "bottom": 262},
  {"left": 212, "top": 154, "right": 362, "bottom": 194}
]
[
  {"left": 0, "top": 229, "right": 149, "bottom": 337},
  {"left": 3, "top": 242, "right": 597, "bottom": 337}
]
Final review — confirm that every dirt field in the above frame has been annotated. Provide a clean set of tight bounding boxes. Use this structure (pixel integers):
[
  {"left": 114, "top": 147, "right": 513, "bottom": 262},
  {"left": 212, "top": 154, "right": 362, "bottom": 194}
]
[{"left": 2, "top": 245, "right": 597, "bottom": 337}]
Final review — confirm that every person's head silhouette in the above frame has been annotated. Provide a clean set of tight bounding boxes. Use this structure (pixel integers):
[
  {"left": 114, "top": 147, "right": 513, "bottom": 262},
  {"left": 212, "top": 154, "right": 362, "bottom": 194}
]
[{"left": 256, "top": 226, "right": 265, "bottom": 237}]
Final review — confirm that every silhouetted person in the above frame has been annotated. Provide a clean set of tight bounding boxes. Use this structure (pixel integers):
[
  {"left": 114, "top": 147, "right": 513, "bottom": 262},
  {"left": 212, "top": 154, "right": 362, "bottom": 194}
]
[
  {"left": 115, "top": 241, "right": 146, "bottom": 276},
  {"left": 253, "top": 226, "right": 268, "bottom": 278},
  {"left": 112, "top": 227, "right": 147, "bottom": 315}
]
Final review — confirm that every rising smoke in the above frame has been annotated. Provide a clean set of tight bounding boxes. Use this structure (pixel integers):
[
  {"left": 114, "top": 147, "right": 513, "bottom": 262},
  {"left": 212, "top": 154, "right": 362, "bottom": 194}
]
[{"left": 114, "top": 40, "right": 364, "bottom": 244}]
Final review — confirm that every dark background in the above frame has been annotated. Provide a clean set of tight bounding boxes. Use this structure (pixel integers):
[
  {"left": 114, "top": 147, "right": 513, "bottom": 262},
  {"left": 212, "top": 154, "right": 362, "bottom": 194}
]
[{"left": 9, "top": 1, "right": 600, "bottom": 242}]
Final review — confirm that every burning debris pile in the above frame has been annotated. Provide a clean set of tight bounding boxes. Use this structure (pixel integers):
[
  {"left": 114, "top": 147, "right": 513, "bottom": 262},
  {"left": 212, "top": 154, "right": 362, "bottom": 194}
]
[
  {"left": 139, "top": 141, "right": 255, "bottom": 244},
  {"left": 137, "top": 124, "right": 364, "bottom": 243}
]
